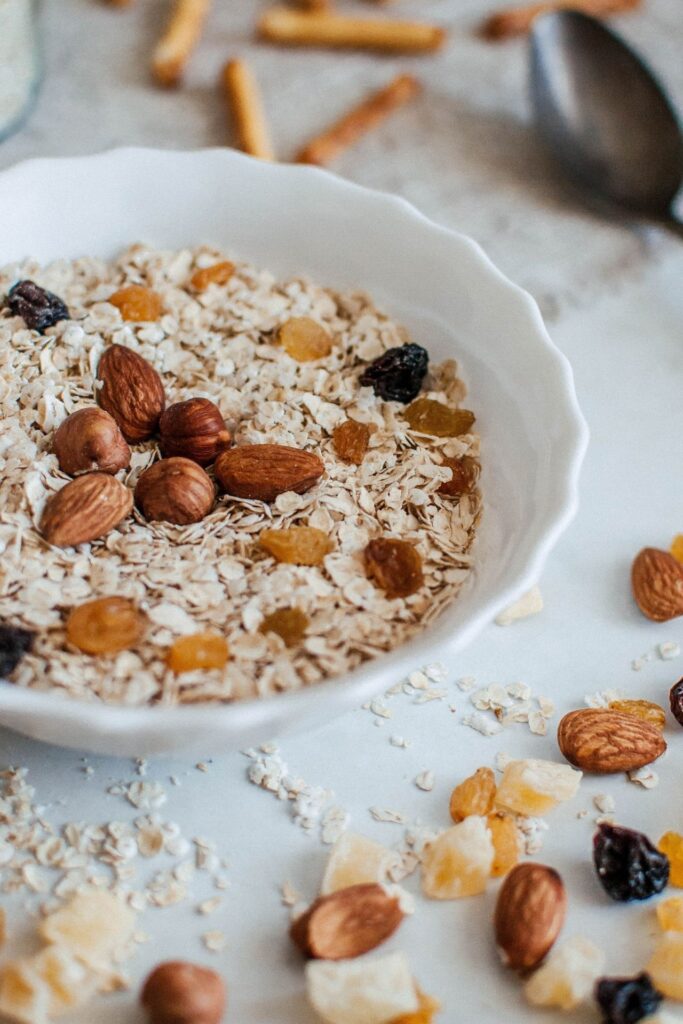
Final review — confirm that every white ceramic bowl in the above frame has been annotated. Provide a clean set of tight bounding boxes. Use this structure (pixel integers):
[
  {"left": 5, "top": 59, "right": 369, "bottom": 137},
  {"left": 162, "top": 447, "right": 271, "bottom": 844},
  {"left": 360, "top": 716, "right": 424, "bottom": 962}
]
[{"left": 0, "top": 148, "right": 587, "bottom": 756}]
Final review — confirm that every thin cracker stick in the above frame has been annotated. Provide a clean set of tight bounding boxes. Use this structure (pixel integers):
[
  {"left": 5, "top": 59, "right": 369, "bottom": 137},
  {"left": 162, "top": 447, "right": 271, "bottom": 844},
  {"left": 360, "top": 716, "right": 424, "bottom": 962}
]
[
  {"left": 482, "top": 0, "right": 641, "bottom": 39},
  {"left": 152, "top": 0, "right": 212, "bottom": 87},
  {"left": 296, "top": 74, "right": 421, "bottom": 166},
  {"left": 221, "top": 59, "right": 275, "bottom": 161},
  {"left": 258, "top": 7, "right": 446, "bottom": 53}
]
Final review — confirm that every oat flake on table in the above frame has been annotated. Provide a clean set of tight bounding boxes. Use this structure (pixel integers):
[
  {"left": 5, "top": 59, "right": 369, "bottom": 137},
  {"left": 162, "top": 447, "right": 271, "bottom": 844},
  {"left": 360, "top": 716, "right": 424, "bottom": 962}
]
[{"left": 0, "top": 244, "right": 481, "bottom": 706}]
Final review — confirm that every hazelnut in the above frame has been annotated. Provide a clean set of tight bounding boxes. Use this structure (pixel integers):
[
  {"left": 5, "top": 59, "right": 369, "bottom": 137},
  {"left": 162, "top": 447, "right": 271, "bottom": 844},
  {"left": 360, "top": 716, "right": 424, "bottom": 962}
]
[
  {"left": 159, "top": 398, "right": 232, "bottom": 466},
  {"left": 141, "top": 961, "right": 226, "bottom": 1024},
  {"left": 53, "top": 407, "right": 131, "bottom": 476},
  {"left": 135, "top": 458, "right": 215, "bottom": 525}
]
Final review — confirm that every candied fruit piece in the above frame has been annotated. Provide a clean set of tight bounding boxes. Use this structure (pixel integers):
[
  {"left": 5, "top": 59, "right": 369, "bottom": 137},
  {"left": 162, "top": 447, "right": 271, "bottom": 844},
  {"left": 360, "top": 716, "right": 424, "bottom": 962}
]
[
  {"left": 421, "top": 816, "right": 493, "bottom": 900},
  {"left": 609, "top": 698, "right": 666, "bottom": 731},
  {"left": 321, "top": 832, "right": 399, "bottom": 895},
  {"left": 278, "top": 317, "right": 333, "bottom": 362},
  {"left": 306, "top": 952, "right": 419, "bottom": 1024},
  {"left": 359, "top": 344, "right": 428, "bottom": 404},
  {"left": 167, "top": 634, "right": 229, "bottom": 674},
  {"left": 659, "top": 833, "right": 683, "bottom": 888},
  {"left": 657, "top": 896, "right": 683, "bottom": 932},
  {"left": 594, "top": 823, "right": 669, "bottom": 902},
  {"left": 670, "top": 678, "right": 683, "bottom": 727},
  {"left": 364, "top": 538, "right": 424, "bottom": 599},
  {"left": 495, "top": 758, "right": 582, "bottom": 817},
  {"left": 524, "top": 937, "right": 606, "bottom": 1010},
  {"left": 65, "top": 597, "right": 147, "bottom": 655},
  {"left": 190, "top": 260, "right": 235, "bottom": 291},
  {"left": 449, "top": 767, "right": 496, "bottom": 823},
  {"left": 332, "top": 419, "right": 371, "bottom": 465},
  {"left": 108, "top": 284, "right": 163, "bottom": 322},
  {"left": 259, "top": 607, "right": 309, "bottom": 647},
  {"left": 6, "top": 280, "right": 69, "bottom": 333},
  {"left": 487, "top": 812, "right": 520, "bottom": 878},
  {"left": 0, "top": 624, "right": 35, "bottom": 677},
  {"left": 438, "top": 455, "right": 480, "bottom": 498},
  {"left": 403, "top": 398, "right": 475, "bottom": 438},
  {"left": 259, "top": 526, "right": 332, "bottom": 566},
  {"left": 647, "top": 934, "right": 683, "bottom": 1001},
  {"left": 391, "top": 990, "right": 441, "bottom": 1023},
  {"left": 671, "top": 534, "right": 683, "bottom": 565},
  {"left": 596, "top": 971, "right": 662, "bottom": 1024},
  {"left": 39, "top": 889, "right": 136, "bottom": 973}
]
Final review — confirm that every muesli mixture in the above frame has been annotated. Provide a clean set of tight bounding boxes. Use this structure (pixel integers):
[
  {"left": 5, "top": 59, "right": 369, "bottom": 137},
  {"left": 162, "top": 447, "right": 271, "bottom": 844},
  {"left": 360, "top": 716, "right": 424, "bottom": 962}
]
[{"left": 0, "top": 244, "right": 481, "bottom": 706}]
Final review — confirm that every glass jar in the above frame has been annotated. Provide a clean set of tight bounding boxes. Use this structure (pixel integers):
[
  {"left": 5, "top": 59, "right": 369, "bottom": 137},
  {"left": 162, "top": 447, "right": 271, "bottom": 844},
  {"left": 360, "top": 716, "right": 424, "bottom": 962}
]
[{"left": 0, "top": 0, "right": 40, "bottom": 142}]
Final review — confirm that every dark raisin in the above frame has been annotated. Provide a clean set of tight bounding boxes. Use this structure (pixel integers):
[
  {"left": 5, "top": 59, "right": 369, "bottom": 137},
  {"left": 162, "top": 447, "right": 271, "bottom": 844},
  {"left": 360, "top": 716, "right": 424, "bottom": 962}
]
[
  {"left": 595, "top": 972, "right": 662, "bottom": 1024},
  {"left": 594, "top": 823, "right": 669, "bottom": 901},
  {"left": 359, "top": 343, "right": 428, "bottom": 403},
  {"left": 0, "top": 625, "right": 35, "bottom": 678},
  {"left": 669, "top": 677, "right": 683, "bottom": 726},
  {"left": 6, "top": 280, "right": 69, "bottom": 334}
]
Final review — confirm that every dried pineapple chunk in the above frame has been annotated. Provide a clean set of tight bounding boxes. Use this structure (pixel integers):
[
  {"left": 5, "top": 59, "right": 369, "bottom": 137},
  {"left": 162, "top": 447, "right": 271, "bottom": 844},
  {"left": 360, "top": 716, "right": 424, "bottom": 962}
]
[
  {"left": 647, "top": 934, "right": 683, "bottom": 1000},
  {"left": 322, "top": 832, "right": 400, "bottom": 895},
  {"left": 495, "top": 758, "right": 582, "bottom": 817},
  {"left": 658, "top": 897, "right": 683, "bottom": 933},
  {"left": 421, "top": 816, "right": 493, "bottom": 900},
  {"left": 306, "top": 952, "right": 419, "bottom": 1024},
  {"left": 0, "top": 947, "right": 98, "bottom": 1024},
  {"left": 524, "top": 937, "right": 605, "bottom": 1010},
  {"left": 39, "top": 890, "right": 135, "bottom": 972}
]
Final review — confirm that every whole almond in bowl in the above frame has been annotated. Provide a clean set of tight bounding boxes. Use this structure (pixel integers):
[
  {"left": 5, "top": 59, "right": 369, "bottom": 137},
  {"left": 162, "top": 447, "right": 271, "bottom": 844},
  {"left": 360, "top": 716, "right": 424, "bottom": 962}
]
[
  {"left": 631, "top": 547, "right": 683, "bottom": 622},
  {"left": 215, "top": 443, "right": 324, "bottom": 502},
  {"left": 53, "top": 407, "right": 130, "bottom": 476},
  {"left": 135, "top": 458, "right": 215, "bottom": 525},
  {"left": 97, "top": 344, "right": 166, "bottom": 442},
  {"left": 40, "top": 473, "right": 133, "bottom": 547},
  {"left": 159, "top": 398, "right": 232, "bottom": 466},
  {"left": 557, "top": 708, "right": 666, "bottom": 773},
  {"left": 494, "top": 862, "right": 567, "bottom": 972},
  {"left": 290, "top": 883, "right": 403, "bottom": 960}
]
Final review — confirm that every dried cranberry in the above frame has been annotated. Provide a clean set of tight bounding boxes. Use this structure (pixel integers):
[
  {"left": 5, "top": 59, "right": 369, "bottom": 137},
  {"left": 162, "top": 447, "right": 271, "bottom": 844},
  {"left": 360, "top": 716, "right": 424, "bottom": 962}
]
[
  {"left": 670, "top": 677, "right": 683, "bottom": 726},
  {"left": 6, "top": 280, "right": 69, "bottom": 334},
  {"left": 594, "top": 823, "right": 669, "bottom": 901},
  {"left": 595, "top": 972, "right": 662, "bottom": 1024},
  {"left": 0, "top": 624, "right": 35, "bottom": 678},
  {"left": 359, "top": 343, "right": 428, "bottom": 403}
]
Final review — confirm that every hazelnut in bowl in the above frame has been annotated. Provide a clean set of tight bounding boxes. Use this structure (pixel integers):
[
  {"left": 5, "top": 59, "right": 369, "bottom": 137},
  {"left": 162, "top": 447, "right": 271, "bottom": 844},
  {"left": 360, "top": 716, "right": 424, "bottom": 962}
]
[{"left": 0, "top": 148, "right": 587, "bottom": 756}]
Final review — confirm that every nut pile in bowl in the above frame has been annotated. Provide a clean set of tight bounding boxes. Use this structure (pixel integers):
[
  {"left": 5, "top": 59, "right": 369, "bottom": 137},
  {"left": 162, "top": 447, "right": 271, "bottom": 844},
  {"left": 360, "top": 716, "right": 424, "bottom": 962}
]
[{"left": 0, "top": 244, "right": 481, "bottom": 706}]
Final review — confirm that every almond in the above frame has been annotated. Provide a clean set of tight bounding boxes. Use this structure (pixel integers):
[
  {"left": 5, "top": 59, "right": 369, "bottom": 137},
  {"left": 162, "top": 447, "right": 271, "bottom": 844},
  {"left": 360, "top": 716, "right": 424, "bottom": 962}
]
[
  {"left": 215, "top": 444, "right": 324, "bottom": 502},
  {"left": 557, "top": 708, "right": 666, "bottom": 773},
  {"left": 290, "top": 883, "right": 403, "bottom": 961},
  {"left": 97, "top": 345, "right": 166, "bottom": 443},
  {"left": 494, "top": 863, "right": 567, "bottom": 972},
  {"left": 40, "top": 473, "right": 133, "bottom": 547},
  {"left": 632, "top": 547, "right": 683, "bottom": 622}
]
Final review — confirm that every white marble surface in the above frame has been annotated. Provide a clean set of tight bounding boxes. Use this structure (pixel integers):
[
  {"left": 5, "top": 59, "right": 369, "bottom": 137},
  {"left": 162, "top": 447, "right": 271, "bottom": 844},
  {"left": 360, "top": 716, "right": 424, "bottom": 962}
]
[{"left": 0, "top": 2, "right": 683, "bottom": 1022}]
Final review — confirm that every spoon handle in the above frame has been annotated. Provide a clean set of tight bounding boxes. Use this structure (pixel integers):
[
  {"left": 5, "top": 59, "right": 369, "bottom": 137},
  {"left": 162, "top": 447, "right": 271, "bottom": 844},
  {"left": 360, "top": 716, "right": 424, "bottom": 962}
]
[{"left": 662, "top": 214, "right": 683, "bottom": 241}]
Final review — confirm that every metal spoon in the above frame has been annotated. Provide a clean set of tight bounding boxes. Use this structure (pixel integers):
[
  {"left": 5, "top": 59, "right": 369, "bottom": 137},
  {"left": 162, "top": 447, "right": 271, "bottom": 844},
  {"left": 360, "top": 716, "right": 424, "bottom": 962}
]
[{"left": 530, "top": 10, "right": 683, "bottom": 238}]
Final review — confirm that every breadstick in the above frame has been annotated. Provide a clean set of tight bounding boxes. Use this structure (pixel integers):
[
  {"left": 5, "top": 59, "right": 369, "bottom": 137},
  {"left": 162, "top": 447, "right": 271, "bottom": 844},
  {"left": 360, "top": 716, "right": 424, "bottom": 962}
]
[
  {"left": 152, "top": 0, "right": 212, "bottom": 87},
  {"left": 221, "top": 60, "right": 275, "bottom": 161},
  {"left": 296, "top": 74, "right": 421, "bottom": 166},
  {"left": 258, "top": 7, "right": 446, "bottom": 53},
  {"left": 482, "top": 0, "right": 641, "bottom": 39}
]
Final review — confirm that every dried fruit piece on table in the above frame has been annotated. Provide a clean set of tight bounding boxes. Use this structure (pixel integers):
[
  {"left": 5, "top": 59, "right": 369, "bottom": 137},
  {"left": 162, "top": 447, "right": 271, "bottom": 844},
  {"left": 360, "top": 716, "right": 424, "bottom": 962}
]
[
  {"left": 524, "top": 937, "right": 606, "bottom": 1010},
  {"left": 595, "top": 971, "right": 662, "bottom": 1024},
  {"left": 557, "top": 708, "right": 666, "bottom": 773},
  {"left": 190, "top": 260, "right": 235, "bottom": 291},
  {"left": 657, "top": 896, "right": 683, "bottom": 932},
  {"left": 290, "top": 882, "right": 404, "bottom": 960},
  {"left": 141, "top": 961, "right": 226, "bottom": 1024},
  {"left": 495, "top": 862, "right": 566, "bottom": 972},
  {"left": 321, "top": 832, "right": 399, "bottom": 895},
  {"left": 494, "top": 758, "right": 582, "bottom": 817},
  {"left": 40, "top": 473, "right": 133, "bottom": 547},
  {"left": 403, "top": 398, "right": 475, "bottom": 438},
  {"left": 332, "top": 418, "right": 371, "bottom": 465},
  {"left": 391, "top": 991, "right": 441, "bottom": 1024},
  {"left": 437, "top": 455, "right": 480, "bottom": 498},
  {"left": 66, "top": 597, "right": 147, "bottom": 655},
  {"left": 647, "top": 934, "right": 683, "bottom": 1000},
  {"left": 6, "top": 279, "right": 69, "bottom": 333},
  {"left": 53, "top": 407, "right": 131, "bottom": 476},
  {"left": 167, "top": 634, "right": 229, "bottom": 674},
  {"left": 609, "top": 699, "right": 666, "bottom": 732},
  {"left": 278, "top": 317, "right": 333, "bottom": 362},
  {"left": 259, "top": 526, "right": 332, "bottom": 566},
  {"left": 671, "top": 534, "right": 683, "bottom": 565},
  {"left": 359, "top": 343, "right": 428, "bottom": 404},
  {"left": 593, "top": 823, "right": 669, "bottom": 902},
  {"left": 449, "top": 766, "right": 496, "bottom": 823},
  {"left": 306, "top": 952, "right": 420, "bottom": 1024},
  {"left": 364, "top": 538, "right": 424, "bottom": 599},
  {"left": 215, "top": 443, "right": 324, "bottom": 502},
  {"left": 0, "top": 624, "right": 35, "bottom": 678},
  {"left": 39, "top": 889, "right": 136, "bottom": 972},
  {"left": 108, "top": 284, "right": 163, "bottom": 322},
  {"left": 259, "top": 607, "right": 309, "bottom": 647},
  {"left": 0, "top": 947, "right": 99, "bottom": 1023},
  {"left": 631, "top": 547, "right": 683, "bottom": 622},
  {"left": 97, "top": 344, "right": 166, "bottom": 442},
  {"left": 421, "top": 816, "right": 493, "bottom": 899},
  {"left": 487, "top": 812, "right": 520, "bottom": 878},
  {"left": 135, "top": 457, "right": 215, "bottom": 525},
  {"left": 159, "top": 398, "right": 232, "bottom": 466},
  {"left": 669, "top": 678, "right": 683, "bottom": 727},
  {"left": 659, "top": 833, "right": 683, "bottom": 888}
]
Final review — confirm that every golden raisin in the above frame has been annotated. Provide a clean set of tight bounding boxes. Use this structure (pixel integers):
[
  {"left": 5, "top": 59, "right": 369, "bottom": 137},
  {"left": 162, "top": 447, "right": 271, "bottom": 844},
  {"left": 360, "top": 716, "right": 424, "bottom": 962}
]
[
  {"left": 487, "top": 812, "right": 520, "bottom": 878},
  {"left": 391, "top": 991, "right": 441, "bottom": 1023},
  {"left": 277, "top": 317, "right": 333, "bottom": 362},
  {"left": 259, "top": 608, "right": 309, "bottom": 647},
  {"left": 190, "top": 261, "right": 235, "bottom": 291},
  {"left": 332, "top": 418, "right": 371, "bottom": 465},
  {"left": 659, "top": 832, "right": 683, "bottom": 887},
  {"left": 259, "top": 526, "right": 332, "bottom": 566},
  {"left": 657, "top": 896, "right": 683, "bottom": 932},
  {"left": 449, "top": 767, "right": 496, "bottom": 823},
  {"left": 609, "top": 699, "right": 666, "bottom": 731},
  {"left": 438, "top": 456, "right": 480, "bottom": 498},
  {"left": 108, "top": 285, "right": 163, "bottom": 322},
  {"left": 671, "top": 534, "right": 683, "bottom": 565},
  {"left": 66, "top": 597, "right": 146, "bottom": 655},
  {"left": 167, "top": 633, "right": 229, "bottom": 674},
  {"left": 404, "top": 397, "right": 475, "bottom": 438},
  {"left": 364, "top": 538, "right": 424, "bottom": 599}
]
